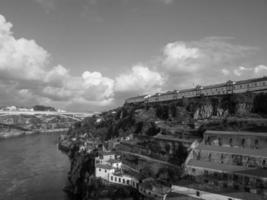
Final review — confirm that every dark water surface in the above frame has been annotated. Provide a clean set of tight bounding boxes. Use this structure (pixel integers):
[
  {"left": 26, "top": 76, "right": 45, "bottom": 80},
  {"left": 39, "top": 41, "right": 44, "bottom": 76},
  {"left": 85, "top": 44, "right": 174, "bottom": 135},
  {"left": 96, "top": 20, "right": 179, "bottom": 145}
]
[{"left": 0, "top": 134, "right": 70, "bottom": 200}]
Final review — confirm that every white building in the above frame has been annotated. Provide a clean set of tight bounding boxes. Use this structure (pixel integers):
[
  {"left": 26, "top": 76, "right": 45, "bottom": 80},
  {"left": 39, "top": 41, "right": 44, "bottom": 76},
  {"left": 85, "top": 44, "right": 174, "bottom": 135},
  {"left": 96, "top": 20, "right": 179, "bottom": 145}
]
[
  {"left": 108, "top": 172, "right": 139, "bottom": 189},
  {"left": 95, "top": 151, "right": 119, "bottom": 165},
  {"left": 95, "top": 164, "right": 115, "bottom": 181}
]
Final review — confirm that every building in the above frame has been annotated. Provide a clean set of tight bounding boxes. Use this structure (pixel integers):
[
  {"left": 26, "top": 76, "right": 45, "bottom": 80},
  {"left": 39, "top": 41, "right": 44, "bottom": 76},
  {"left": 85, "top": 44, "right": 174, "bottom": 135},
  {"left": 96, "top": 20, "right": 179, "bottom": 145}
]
[
  {"left": 95, "top": 151, "right": 118, "bottom": 165},
  {"left": 108, "top": 171, "right": 139, "bottom": 189},
  {"left": 95, "top": 164, "right": 115, "bottom": 181},
  {"left": 138, "top": 178, "right": 171, "bottom": 200},
  {"left": 124, "top": 76, "right": 267, "bottom": 105},
  {"left": 94, "top": 151, "right": 140, "bottom": 191},
  {"left": 185, "top": 130, "right": 267, "bottom": 197}
]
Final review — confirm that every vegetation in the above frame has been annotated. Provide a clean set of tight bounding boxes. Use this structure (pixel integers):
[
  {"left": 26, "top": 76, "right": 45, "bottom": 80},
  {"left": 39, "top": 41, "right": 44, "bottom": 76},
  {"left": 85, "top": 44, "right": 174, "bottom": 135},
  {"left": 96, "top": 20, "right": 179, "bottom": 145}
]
[
  {"left": 253, "top": 93, "right": 267, "bottom": 115},
  {"left": 33, "top": 105, "right": 56, "bottom": 111}
]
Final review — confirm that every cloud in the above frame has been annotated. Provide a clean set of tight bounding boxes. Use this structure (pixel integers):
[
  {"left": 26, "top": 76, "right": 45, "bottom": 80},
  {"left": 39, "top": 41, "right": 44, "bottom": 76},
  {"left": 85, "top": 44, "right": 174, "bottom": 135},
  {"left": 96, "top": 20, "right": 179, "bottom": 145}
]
[
  {"left": 115, "top": 64, "right": 164, "bottom": 94},
  {"left": 0, "top": 14, "right": 115, "bottom": 111},
  {"left": 254, "top": 65, "right": 267, "bottom": 75},
  {"left": 159, "top": 37, "right": 258, "bottom": 88},
  {"left": 0, "top": 13, "right": 265, "bottom": 112},
  {"left": 224, "top": 65, "right": 267, "bottom": 78},
  {"left": 162, "top": 42, "right": 201, "bottom": 73},
  {"left": 222, "top": 68, "right": 230, "bottom": 75},
  {"left": 82, "top": 71, "right": 114, "bottom": 101}
]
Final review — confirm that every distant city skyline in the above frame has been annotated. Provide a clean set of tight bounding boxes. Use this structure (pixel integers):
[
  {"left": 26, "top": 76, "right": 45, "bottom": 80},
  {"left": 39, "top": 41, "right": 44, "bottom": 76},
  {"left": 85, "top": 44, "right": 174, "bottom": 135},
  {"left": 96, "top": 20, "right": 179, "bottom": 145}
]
[{"left": 0, "top": 0, "right": 266, "bottom": 112}]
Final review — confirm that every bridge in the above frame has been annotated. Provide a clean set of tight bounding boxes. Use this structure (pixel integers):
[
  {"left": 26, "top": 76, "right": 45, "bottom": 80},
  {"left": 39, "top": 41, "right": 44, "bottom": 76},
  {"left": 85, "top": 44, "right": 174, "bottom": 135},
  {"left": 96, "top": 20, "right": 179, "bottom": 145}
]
[{"left": 0, "top": 111, "right": 92, "bottom": 121}]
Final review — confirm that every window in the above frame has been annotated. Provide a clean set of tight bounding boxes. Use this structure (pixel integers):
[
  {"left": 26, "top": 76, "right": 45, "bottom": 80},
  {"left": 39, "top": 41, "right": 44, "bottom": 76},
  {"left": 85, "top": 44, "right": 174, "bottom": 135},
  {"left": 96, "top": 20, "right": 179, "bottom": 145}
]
[
  {"left": 111, "top": 176, "right": 113, "bottom": 181},
  {"left": 208, "top": 153, "right": 212, "bottom": 161},
  {"left": 99, "top": 168, "right": 101, "bottom": 171},
  {"left": 255, "top": 139, "right": 259, "bottom": 148},
  {"left": 241, "top": 138, "right": 245, "bottom": 147},
  {"left": 115, "top": 177, "right": 117, "bottom": 182},
  {"left": 196, "top": 191, "right": 200, "bottom": 196},
  {"left": 105, "top": 170, "right": 107, "bottom": 173},
  {"left": 123, "top": 179, "right": 125, "bottom": 183},
  {"left": 119, "top": 178, "right": 121, "bottom": 182},
  {"left": 126, "top": 180, "right": 130, "bottom": 185},
  {"left": 229, "top": 138, "right": 233, "bottom": 146}
]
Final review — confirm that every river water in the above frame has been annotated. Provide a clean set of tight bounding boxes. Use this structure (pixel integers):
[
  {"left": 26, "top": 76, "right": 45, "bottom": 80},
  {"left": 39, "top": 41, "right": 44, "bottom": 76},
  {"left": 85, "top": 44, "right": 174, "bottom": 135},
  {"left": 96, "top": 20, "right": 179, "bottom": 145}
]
[{"left": 0, "top": 133, "right": 70, "bottom": 200}]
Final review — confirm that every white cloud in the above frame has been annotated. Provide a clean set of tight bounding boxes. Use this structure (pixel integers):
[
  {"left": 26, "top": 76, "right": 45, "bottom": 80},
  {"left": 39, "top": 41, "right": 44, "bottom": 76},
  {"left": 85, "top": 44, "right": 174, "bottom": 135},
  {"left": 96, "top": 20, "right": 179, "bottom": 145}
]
[
  {"left": 115, "top": 64, "right": 164, "bottom": 94},
  {"left": 162, "top": 42, "right": 201, "bottom": 73},
  {"left": 222, "top": 68, "right": 230, "bottom": 75},
  {"left": 159, "top": 37, "right": 258, "bottom": 88},
  {"left": 82, "top": 71, "right": 114, "bottom": 101},
  {"left": 254, "top": 65, "right": 267, "bottom": 75},
  {"left": 0, "top": 14, "right": 115, "bottom": 111},
  {"left": 0, "top": 15, "right": 49, "bottom": 81},
  {"left": 0, "top": 14, "right": 265, "bottom": 112}
]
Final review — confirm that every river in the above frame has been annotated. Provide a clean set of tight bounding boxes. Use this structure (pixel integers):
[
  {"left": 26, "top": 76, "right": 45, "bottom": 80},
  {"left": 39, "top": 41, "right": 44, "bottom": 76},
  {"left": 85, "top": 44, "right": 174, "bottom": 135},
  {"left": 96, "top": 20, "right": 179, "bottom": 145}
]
[{"left": 0, "top": 133, "right": 70, "bottom": 200}]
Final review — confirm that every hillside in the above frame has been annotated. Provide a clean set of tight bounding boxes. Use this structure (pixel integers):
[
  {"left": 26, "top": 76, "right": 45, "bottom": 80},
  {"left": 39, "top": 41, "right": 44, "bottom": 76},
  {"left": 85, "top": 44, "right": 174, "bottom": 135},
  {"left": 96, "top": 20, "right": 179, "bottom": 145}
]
[{"left": 59, "top": 92, "right": 267, "bottom": 200}]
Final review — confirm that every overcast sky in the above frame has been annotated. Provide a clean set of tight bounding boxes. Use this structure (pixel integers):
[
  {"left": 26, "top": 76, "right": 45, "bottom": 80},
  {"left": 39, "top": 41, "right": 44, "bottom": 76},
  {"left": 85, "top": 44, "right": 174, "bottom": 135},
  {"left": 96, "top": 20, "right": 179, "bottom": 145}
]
[{"left": 0, "top": 0, "right": 266, "bottom": 112}]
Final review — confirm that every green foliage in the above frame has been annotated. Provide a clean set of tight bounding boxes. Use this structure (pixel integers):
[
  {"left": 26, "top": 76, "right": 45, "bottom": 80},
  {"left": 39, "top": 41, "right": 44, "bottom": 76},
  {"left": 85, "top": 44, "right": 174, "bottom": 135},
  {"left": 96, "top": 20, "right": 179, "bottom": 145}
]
[
  {"left": 155, "top": 104, "right": 169, "bottom": 120},
  {"left": 169, "top": 144, "right": 188, "bottom": 166},
  {"left": 145, "top": 122, "right": 160, "bottom": 136},
  {"left": 221, "top": 94, "right": 237, "bottom": 114},
  {"left": 253, "top": 93, "right": 267, "bottom": 115},
  {"left": 140, "top": 166, "right": 154, "bottom": 179},
  {"left": 169, "top": 103, "right": 177, "bottom": 118},
  {"left": 33, "top": 105, "right": 56, "bottom": 111},
  {"left": 156, "top": 167, "right": 181, "bottom": 185},
  {"left": 134, "top": 121, "right": 143, "bottom": 133}
]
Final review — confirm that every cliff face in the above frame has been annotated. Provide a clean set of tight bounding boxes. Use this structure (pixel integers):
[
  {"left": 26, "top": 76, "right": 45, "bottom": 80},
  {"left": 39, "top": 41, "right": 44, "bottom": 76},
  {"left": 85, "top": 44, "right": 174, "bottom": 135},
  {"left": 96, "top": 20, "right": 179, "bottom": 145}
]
[
  {"left": 64, "top": 149, "right": 141, "bottom": 200},
  {"left": 61, "top": 92, "right": 267, "bottom": 200},
  {"left": 191, "top": 93, "right": 258, "bottom": 120}
]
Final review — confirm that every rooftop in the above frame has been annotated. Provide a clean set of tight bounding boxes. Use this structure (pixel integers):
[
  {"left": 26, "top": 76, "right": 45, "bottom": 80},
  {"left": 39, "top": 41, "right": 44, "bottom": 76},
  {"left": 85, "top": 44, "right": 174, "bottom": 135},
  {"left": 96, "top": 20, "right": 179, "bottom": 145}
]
[
  {"left": 205, "top": 130, "right": 267, "bottom": 137},
  {"left": 140, "top": 178, "right": 171, "bottom": 195},
  {"left": 101, "top": 151, "right": 116, "bottom": 156},
  {"left": 235, "top": 76, "right": 267, "bottom": 85},
  {"left": 95, "top": 164, "right": 114, "bottom": 170},
  {"left": 154, "top": 133, "right": 195, "bottom": 144},
  {"left": 197, "top": 144, "right": 267, "bottom": 158},
  {"left": 107, "top": 159, "right": 121, "bottom": 164},
  {"left": 187, "top": 160, "right": 267, "bottom": 179}
]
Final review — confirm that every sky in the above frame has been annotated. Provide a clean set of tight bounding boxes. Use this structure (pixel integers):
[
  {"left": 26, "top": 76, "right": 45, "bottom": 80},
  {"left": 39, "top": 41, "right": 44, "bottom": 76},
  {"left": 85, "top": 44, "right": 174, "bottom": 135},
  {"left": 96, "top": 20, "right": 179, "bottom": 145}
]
[{"left": 0, "top": 0, "right": 266, "bottom": 112}]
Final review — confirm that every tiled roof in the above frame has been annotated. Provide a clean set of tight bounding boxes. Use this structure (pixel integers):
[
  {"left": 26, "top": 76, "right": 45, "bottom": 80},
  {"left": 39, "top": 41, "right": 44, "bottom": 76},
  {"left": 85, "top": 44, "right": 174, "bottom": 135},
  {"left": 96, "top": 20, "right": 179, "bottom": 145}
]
[
  {"left": 202, "top": 82, "right": 226, "bottom": 89},
  {"left": 205, "top": 130, "right": 267, "bottom": 137},
  {"left": 126, "top": 95, "right": 147, "bottom": 100},
  {"left": 95, "top": 164, "right": 113, "bottom": 170},
  {"left": 197, "top": 144, "right": 267, "bottom": 158},
  {"left": 101, "top": 151, "right": 116, "bottom": 156},
  {"left": 107, "top": 159, "right": 121, "bottom": 164},
  {"left": 154, "top": 134, "right": 194, "bottom": 143},
  {"left": 235, "top": 76, "right": 267, "bottom": 85},
  {"left": 187, "top": 160, "right": 267, "bottom": 178}
]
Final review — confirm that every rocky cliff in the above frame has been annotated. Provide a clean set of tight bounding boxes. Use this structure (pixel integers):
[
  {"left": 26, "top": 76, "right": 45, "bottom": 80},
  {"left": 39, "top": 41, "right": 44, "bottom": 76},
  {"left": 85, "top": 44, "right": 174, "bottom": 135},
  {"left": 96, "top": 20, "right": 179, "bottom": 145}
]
[{"left": 60, "top": 92, "right": 267, "bottom": 200}]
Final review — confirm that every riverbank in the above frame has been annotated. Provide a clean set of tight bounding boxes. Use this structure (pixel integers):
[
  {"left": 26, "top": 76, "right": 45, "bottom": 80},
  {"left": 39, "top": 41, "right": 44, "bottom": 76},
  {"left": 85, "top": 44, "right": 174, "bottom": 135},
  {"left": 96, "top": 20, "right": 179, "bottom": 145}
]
[{"left": 0, "top": 128, "right": 69, "bottom": 139}]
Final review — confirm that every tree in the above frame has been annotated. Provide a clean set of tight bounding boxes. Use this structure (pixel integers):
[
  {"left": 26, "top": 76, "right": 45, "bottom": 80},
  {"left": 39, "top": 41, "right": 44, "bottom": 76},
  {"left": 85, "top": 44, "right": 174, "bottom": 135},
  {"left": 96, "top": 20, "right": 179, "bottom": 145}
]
[
  {"left": 169, "top": 144, "right": 188, "bottom": 166},
  {"left": 253, "top": 93, "right": 267, "bottom": 115},
  {"left": 170, "top": 103, "right": 177, "bottom": 118},
  {"left": 145, "top": 123, "right": 160, "bottom": 136}
]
